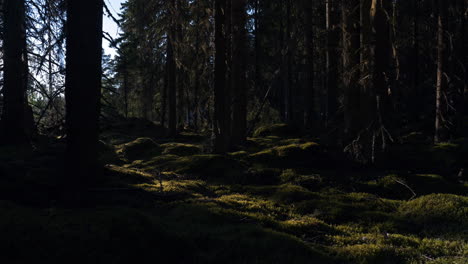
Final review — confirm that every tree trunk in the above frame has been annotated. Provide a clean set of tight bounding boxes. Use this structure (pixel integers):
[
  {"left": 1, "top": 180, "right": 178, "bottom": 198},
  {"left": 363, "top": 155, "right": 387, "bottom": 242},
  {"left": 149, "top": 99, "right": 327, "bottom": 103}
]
[
  {"left": 0, "top": 0, "right": 29, "bottom": 146},
  {"left": 342, "top": 0, "right": 361, "bottom": 139},
  {"left": 360, "top": 0, "right": 374, "bottom": 131},
  {"left": 303, "top": 0, "right": 315, "bottom": 129},
  {"left": 230, "top": 0, "right": 248, "bottom": 147},
  {"left": 214, "top": 0, "right": 229, "bottom": 153},
  {"left": 434, "top": 0, "right": 448, "bottom": 143},
  {"left": 167, "top": 0, "right": 177, "bottom": 136},
  {"left": 371, "top": 0, "right": 391, "bottom": 130},
  {"left": 326, "top": 0, "right": 340, "bottom": 126},
  {"left": 65, "top": 0, "right": 103, "bottom": 188}
]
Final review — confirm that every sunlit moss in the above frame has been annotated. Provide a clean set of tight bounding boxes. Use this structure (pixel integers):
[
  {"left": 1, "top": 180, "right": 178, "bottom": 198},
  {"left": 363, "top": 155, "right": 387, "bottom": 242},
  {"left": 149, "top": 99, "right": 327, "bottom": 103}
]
[
  {"left": 399, "top": 194, "right": 468, "bottom": 231},
  {"left": 104, "top": 164, "right": 155, "bottom": 184}
]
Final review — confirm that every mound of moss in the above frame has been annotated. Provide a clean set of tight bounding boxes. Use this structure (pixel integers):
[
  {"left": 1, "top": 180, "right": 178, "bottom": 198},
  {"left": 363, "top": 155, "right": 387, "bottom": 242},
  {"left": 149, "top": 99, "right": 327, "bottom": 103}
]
[
  {"left": 161, "top": 143, "right": 202, "bottom": 156},
  {"left": 385, "top": 138, "right": 468, "bottom": 174},
  {"left": 98, "top": 140, "right": 122, "bottom": 164},
  {"left": 250, "top": 142, "right": 323, "bottom": 168},
  {"left": 399, "top": 194, "right": 468, "bottom": 233},
  {"left": 253, "top": 123, "right": 294, "bottom": 138},
  {"left": 165, "top": 154, "right": 246, "bottom": 181},
  {"left": 117, "top": 137, "right": 161, "bottom": 161}
]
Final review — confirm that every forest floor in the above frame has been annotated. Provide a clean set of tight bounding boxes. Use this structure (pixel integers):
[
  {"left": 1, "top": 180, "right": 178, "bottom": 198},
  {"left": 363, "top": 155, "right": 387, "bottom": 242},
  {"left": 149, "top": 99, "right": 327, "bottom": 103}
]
[{"left": 0, "top": 118, "right": 467, "bottom": 263}]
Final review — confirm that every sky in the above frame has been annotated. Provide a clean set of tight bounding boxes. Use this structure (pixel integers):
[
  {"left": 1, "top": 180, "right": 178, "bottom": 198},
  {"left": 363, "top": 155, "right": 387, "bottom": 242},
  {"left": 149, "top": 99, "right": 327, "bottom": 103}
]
[{"left": 103, "top": 0, "right": 126, "bottom": 58}]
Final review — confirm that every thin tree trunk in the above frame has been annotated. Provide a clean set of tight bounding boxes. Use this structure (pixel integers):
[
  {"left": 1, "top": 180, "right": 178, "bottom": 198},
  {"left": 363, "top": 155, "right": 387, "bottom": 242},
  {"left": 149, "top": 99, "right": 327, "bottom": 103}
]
[
  {"left": 434, "top": 0, "right": 448, "bottom": 143},
  {"left": 167, "top": 0, "right": 177, "bottom": 136},
  {"left": 303, "top": 0, "right": 315, "bottom": 129},
  {"left": 326, "top": 0, "right": 339, "bottom": 126}
]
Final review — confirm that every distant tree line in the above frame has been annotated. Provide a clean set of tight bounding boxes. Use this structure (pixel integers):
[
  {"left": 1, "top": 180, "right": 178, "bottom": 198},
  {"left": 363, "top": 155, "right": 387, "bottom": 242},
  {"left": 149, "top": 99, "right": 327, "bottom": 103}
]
[{"left": 0, "top": 0, "right": 466, "bottom": 187}]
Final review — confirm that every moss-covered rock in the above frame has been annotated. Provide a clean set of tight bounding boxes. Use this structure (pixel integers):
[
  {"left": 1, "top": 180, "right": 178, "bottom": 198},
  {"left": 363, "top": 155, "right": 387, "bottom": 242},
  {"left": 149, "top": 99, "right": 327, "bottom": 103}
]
[
  {"left": 117, "top": 137, "right": 161, "bottom": 161},
  {"left": 98, "top": 140, "right": 122, "bottom": 164},
  {"left": 399, "top": 194, "right": 468, "bottom": 233},
  {"left": 279, "top": 169, "right": 323, "bottom": 190},
  {"left": 253, "top": 123, "right": 297, "bottom": 138},
  {"left": 249, "top": 142, "right": 322, "bottom": 168},
  {"left": 160, "top": 143, "right": 202, "bottom": 156}
]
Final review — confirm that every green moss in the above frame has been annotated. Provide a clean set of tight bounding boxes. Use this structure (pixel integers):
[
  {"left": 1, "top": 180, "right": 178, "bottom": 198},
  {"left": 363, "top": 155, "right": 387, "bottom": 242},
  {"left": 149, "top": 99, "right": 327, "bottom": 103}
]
[
  {"left": 228, "top": 150, "right": 249, "bottom": 160},
  {"left": 279, "top": 169, "right": 322, "bottom": 190},
  {"left": 253, "top": 123, "right": 296, "bottom": 138},
  {"left": 249, "top": 142, "right": 321, "bottom": 168},
  {"left": 116, "top": 137, "right": 161, "bottom": 161},
  {"left": 333, "top": 244, "right": 414, "bottom": 264},
  {"left": 399, "top": 194, "right": 468, "bottom": 233},
  {"left": 129, "top": 154, "right": 180, "bottom": 172},
  {"left": 104, "top": 164, "right": 156, "bottom": 184},
  {"left": 160, "top": 143, "right": 202, "bottom": 156},
  {"left": 165, "top": 155, "right": 246, "bottom": 181},
  {"left": 98, "top": 140, "right": 122, "bottom": 164},
  {"left": 272, "top": 184, "right": 317, "bottom": 204},
  {"left": 278, "top": 215, "right": 333, "bottom": 238}
]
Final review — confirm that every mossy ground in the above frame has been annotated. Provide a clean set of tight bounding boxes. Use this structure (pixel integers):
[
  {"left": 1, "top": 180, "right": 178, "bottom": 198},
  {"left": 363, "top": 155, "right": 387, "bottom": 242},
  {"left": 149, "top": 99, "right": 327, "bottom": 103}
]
[{"left": 0, "top": 122, "right": 466, "bottom": 263}]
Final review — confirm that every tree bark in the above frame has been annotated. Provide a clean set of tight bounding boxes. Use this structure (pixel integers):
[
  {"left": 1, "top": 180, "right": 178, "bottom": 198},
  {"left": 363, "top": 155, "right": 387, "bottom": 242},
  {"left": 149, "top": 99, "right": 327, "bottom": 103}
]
[
  {"left": 342, "top": 0, "right": 361, "bottom": 139},
  {"left": 434, "top": 0, "right": 448, "bottom": 143},
  {"left": 214, "top": 0, "right": 229, "bottom": 153},
  {"left": 303, "top": 0, "right": 315, "bottom": 129},
  {"left": 230, "top": 0, "right": 248, "bottom": 147},
  {"left": 371, "top": 0, "right": 391, "bottom": 130},
  {"left": 326, "top": 0, "right": 340, "bottom": 126},
  {"left": 167, "top": 0, "right": 177, "bottom": 136},
  {"left": 65, "top": 0, "right": 103, "bottom": 187},
  {"left": 0, "top": 0, "right": 29, "bottom": 146}
]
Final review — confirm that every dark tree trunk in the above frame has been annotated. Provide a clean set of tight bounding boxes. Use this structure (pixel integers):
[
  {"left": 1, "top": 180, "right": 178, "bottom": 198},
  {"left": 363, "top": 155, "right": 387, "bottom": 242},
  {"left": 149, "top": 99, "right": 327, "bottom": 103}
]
[
  {"left": 342, "top": 0, "right": 361, "bottom": 139},
  {"left": 360, "top": 0, "right": 374, "bottom": 131},
  {"left": 231, "top": 0, "right": 248, "bottom": 147},
  {"left": 408, "top": 0, "right": 420, "bottom": 122},
  {"left": 434, "top": 0, "right": 448, "bottom": 143},
  {"left": 303, "top": 0, "right": 315, "bottom": 129},
  {"left": 65, "top": 0, "right": 103, "bottom": 188},
  {"left": 167, "top": 0, "right": 177, "bottom": 136},
  {"left": 0, "top": 0, "right": 29, "bottom": 146},
  {"left": 326, "top": 0, "right": 340, "bottom": 126},
  {"left": 214, "top": 0, "right": 229, "bottom": 153},
  {"left": 372, "top": 0, "right": 391, "bottom": 130}
]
